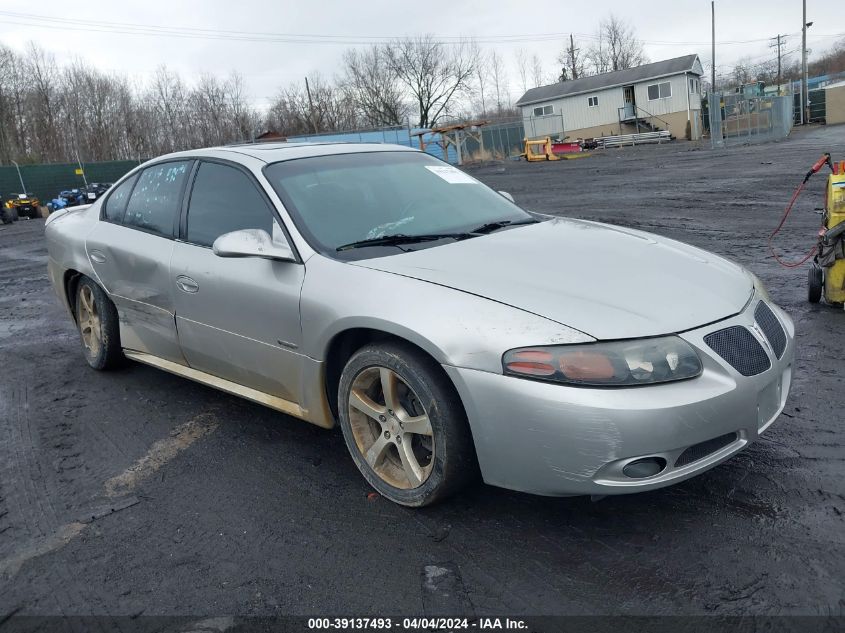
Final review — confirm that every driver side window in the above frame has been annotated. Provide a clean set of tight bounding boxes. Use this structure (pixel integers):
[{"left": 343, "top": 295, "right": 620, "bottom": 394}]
[{"left": 186, "top": 161, "right": 274, "bottom": 248}]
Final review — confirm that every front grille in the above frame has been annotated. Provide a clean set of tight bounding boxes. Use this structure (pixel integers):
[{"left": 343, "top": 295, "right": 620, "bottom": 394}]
[
  {"left": 704, "top": 326, "right": 771, "bottom": 376},
  {"left": 754, "top": 301, "right": 786, "bottom": 359},
  {"left": 675, "top": 432, "right": 738, "bottom": 467}
]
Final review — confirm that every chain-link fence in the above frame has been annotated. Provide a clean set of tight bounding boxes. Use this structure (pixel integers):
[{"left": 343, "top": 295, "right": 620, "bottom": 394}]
[
  {"left": 522, "top": 114, "right": 565, "bottom": 140},
  {"left": 709, "top": 93, "right": 793, "bottom": 148},
  {"left": 288, "top": 119, "right": 531, "bottom": 164},
  {"left": 2, "top": 119, "right": 531, "bottom": 196},
  {"left": 460, "top": 119, "right": 525, "bottom": 162}
]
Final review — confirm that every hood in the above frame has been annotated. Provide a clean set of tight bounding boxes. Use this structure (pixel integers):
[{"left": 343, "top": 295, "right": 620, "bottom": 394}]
[{"left": 353, "top": 218, "right": 753, "bottom": 340}]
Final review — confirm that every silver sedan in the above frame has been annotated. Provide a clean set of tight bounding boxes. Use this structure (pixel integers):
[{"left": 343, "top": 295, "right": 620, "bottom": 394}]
[{"left": 45, "top": 143, "right": 795, "bottom": 506}]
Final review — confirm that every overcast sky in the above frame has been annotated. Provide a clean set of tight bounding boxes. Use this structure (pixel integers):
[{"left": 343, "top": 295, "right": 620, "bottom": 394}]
[{"left": 1, "top": 0, "right": 843, "bottom": 111}]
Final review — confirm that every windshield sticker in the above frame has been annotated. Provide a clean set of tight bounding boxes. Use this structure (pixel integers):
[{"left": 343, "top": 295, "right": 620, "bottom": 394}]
[
  {"left": 366, "top": 216, "right": 415, "bottom": 239},
  {"left": 424, "top": 165, "right": 478, "bottom": 184}
]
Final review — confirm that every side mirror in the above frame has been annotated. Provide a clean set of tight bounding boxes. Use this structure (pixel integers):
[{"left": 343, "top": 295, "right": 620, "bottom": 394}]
[
  {"left": 212, "top": 229, "right": 295, "bottom": 262},
  {"left": 498, "top": 190, "right": 515, "bottom": 203}
]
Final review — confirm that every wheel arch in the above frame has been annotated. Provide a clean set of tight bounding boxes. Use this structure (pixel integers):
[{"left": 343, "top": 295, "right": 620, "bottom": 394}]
[
  {"left": 63, "top": 269, "right": 84, "bottom": 323},
  {"left": 321, "top": 325, "right": 462, "bottom": 424}
]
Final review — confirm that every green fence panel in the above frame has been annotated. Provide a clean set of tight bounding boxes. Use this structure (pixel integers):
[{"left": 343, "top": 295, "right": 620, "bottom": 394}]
[{"left": 0, "top": 159, "right": 144, "bottom": 204}]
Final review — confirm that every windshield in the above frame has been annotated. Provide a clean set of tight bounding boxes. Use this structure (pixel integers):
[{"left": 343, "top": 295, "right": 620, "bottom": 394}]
[{"left": 264, "top": 151, "right": 532, "bottom": 259}]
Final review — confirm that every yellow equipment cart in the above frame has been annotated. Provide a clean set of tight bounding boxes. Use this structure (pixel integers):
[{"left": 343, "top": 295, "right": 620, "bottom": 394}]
[{"left": 810, "top": 167, "right": 845, "bottom": 304}]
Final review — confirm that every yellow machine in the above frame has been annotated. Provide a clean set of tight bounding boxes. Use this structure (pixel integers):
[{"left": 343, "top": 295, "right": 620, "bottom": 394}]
[
  {"left": 811, "top": 168, "right": 845, "bottom": 304},
  {"left": 523, "top": 137, "right": 560, "bottom": 162}
]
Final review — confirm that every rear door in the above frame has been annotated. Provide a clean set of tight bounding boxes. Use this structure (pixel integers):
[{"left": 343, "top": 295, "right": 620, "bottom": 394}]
[
  {"left": 86, "top": 160, "right": 193, "bottom": 364},
  {"left": 170, "top": 159, "right": 306, "bottom": 402}
]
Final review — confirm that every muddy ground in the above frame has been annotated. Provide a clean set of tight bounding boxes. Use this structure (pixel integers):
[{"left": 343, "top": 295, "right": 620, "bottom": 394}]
[{"left": 0, "top": 126, "right": 843, "bottom": 619}]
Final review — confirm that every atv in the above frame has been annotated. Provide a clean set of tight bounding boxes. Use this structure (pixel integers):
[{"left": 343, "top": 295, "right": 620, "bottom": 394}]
[
  {"left": 4, "top": 193, "right": 40, "bottom": 220},
  {"left": 1, "top": 203, "right": 17, "bottom": 224}
]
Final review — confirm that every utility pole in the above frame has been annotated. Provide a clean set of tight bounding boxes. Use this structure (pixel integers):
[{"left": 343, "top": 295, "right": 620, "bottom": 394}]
[
  {"left": 304, "top": 76, "right": 319, "bottom": 134},
  {"left": 770, "top": 34, "right": 785, "bottom": 94},
  {"left": 801, "top": 0, "right": 808, "bottom": 125},
  {"left": 711, "top": 1, "right": 716, "bottom": 93},
  {"left": 569, "top": 33, "right": 579, "bottom": 80}
]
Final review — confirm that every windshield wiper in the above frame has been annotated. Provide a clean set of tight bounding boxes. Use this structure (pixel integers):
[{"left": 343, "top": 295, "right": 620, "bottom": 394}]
[
  {"left": 468, "top": 218, "right": 539, "bottom": 235},
  {"left": 336, "top": 232, "right": 472, "bottom": 251}
]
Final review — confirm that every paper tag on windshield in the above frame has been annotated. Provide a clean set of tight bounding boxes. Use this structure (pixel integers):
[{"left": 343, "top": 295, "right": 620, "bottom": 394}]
[{"left": 425, "top": 165, "right": 477, "bottom": 184}]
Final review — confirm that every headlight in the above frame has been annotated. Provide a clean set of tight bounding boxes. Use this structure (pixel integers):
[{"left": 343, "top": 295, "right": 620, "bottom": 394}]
[
  {"left": 750, "top": 273, "right": 771, "bottom": 302},
  {"left": 503, "top": 336, "right": 702, "bottom": 387}
]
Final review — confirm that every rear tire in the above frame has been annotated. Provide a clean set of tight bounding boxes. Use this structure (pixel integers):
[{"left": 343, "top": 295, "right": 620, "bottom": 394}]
[
  {"left": 808, "top": 265, "right": 823, "bottom": 304},
  {"left": 1, "top": 208, "right": 12, "bottom": 225},
  {"left": 75, "top": 277, "right": 123, "bottom": 370},
  {"left": 337, "top": 342, "right": 476, "bottom": 507}
]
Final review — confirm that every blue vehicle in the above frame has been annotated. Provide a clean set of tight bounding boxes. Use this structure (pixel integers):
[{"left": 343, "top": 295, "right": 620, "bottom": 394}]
[
  {"left": 47, "top": 196, "right": 68, "bottom": 214},
  {"left": 58, "top": 189, "right": 86, "bottom": 207}
]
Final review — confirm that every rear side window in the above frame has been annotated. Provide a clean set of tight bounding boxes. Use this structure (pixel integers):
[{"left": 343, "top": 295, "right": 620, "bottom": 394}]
[
  {"left": 123, "top": 161, "right": 191, "bottom": 238},
  {"left": 186, "top": 162, "right": 273, "bottom": 247},
  {"left": 103, "top": 174, "right": 138, "bottom": 222}
]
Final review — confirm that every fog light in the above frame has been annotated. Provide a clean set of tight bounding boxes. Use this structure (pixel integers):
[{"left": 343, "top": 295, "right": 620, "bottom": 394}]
[{"left": 622, "top": 457, "right": 666, "bottom": 479}]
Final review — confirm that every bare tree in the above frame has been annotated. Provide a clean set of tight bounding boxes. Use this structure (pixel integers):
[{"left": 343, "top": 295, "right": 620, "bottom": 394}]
[
  {"left": 267, "top": 74, "right": 359, "bottom": 136},
  {"left": 474, "top": 50, "right": 489, "bottom": 116},
  {"left": 226, "top": 71, "right": 258, "bottom": 142},
  {"left": 557, "top": 34, "right": 586, "bottom": 82},
  {"left": 26, "top": 43, "right": 62, "bottom": 161},
  {"left": 488, "top": 50, "right": 509, "bottom": 114},
  {"left": 587, "top": 14, "right": 646, "bottom": 74},
  {"left": 731, "top": 61, "right": 753, "bottom": 86},
  {"left": 515, "top": 48, "right": 529, "bottom": 93},
  {"left": 530, "top": 53, "right": 544, "bottom": 87},
  {"left": 385, "top": 35, "right": 477, "bottom": 128},
  {"left": 342, "top": 45, "right": 406, "bottom": 127}
]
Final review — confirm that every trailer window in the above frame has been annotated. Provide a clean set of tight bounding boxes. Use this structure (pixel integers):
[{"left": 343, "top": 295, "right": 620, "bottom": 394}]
[{"left": 648, "top": 82, "right": 672, "bottom": 100}]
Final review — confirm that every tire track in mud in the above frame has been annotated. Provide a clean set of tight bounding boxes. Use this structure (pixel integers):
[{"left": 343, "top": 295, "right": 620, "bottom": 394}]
[
  {"left": 0, "top": 398, "right": 220, "bottom": 611},
  {"left": 0, "top": 220, "right": 221, "bottom": 613},
  {"left": 0, "top": 383, "right": 93, "bottom": 613}
]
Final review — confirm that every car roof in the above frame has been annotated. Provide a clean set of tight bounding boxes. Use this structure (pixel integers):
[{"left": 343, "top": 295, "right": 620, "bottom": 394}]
[{"left": 151, "top": 141, "right": 420, "bottom": 165}]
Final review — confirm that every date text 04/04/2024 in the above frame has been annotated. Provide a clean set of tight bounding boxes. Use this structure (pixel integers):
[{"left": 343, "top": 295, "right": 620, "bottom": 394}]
[{"left": 307, "top": 618, "right": 528, "bottom": 630}]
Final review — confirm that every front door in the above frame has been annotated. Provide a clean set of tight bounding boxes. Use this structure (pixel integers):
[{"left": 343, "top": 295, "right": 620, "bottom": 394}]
[
  {"left": 86, "top": 160, "right": 193, "bottom": 364},
  {"left": 622, "top": 85, "right": 636, "bottom": 118},
  {"left": 170, "top": 160, "right": 305, "bottom": 403}
]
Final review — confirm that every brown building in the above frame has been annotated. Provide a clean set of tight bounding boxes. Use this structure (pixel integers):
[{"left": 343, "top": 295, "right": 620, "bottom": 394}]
[{"left": 254, "top": 130, "right": 287, "bottom": 143}]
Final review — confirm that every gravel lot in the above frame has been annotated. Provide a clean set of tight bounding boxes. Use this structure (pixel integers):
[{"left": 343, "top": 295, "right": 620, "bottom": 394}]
[{"left": 1, "top": 126, "right": 843, "bottom": 619}]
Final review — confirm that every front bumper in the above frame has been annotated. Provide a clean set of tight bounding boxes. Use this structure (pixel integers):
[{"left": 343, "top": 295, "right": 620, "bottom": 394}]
[{"left": 444, "top": 299, "right": 795, "bottom": 496}]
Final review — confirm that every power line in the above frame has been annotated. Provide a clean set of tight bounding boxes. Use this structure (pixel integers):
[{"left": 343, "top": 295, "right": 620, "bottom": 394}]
[
  {"left": 0, "top": 10, "right": 828, "bottom": 47},
  {"left": 770, "top": 34, "right": 787, "bottom": 88}
]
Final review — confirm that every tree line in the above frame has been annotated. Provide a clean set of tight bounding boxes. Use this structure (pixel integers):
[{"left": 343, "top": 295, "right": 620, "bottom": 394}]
[
  {"left": 555, "top": 15, "right": 647, "bottom": 82},
  {"left": 727, "top": 36, "right": 845, "bottom": 89},
  {"left": 0, "top": 15, "right": 647, "bottom": 164},
  {"left": 2, "top": 13, "right": 842, "bottom": 165}
]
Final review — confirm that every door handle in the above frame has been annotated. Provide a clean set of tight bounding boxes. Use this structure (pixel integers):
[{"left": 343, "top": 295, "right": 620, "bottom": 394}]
[
  {"left": 89, "top": 249, "right": 106, "bottom": 264},
  {"left": 176, "top": 275, "right": 199, "bottom": 294}
]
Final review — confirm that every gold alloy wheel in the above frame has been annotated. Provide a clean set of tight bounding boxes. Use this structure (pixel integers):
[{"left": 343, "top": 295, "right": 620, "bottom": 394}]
[
  {"left": 347, "top": 367, "right": 435, "bottom": 489},
  {"left": 77, "top": 285, "right": 102, "bottom": 357}
]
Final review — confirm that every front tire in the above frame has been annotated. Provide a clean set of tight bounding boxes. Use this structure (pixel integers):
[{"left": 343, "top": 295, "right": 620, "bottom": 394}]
[
  {"left": 75, "top": 277, "right": 123, "bottom": 370},
  {"left": 808, "top": 265, "right": 823, "bottom": 304},
  {"left": 337, "top": 342, "right": 476, "bottom": 507}
]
